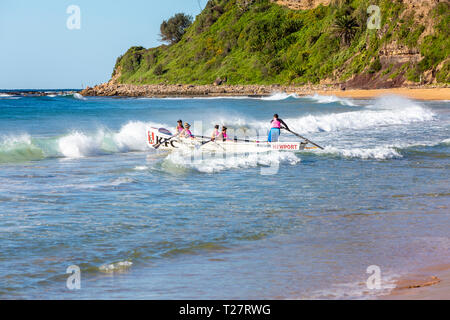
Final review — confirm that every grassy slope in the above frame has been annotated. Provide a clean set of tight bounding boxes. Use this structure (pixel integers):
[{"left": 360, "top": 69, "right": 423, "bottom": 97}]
[{"left": 114, "top": 0, "right": 449, "bottom": 86}]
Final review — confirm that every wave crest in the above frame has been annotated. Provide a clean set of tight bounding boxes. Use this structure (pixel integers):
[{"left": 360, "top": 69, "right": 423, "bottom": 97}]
[{"left": 307, "top": 93, "right": 357, "bottom": 106}]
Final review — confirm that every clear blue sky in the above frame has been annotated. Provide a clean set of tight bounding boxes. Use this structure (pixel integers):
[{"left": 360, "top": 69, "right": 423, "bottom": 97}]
[{"left": 0, "top": 0, "right": 207, "bottom": 89}]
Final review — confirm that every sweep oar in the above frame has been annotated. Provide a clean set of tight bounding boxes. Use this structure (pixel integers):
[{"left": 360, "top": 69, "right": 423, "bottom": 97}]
[
  {"left": 153, "top": 131, "right": 181, "bottom": 150},
  {"left": 283, "top": 128, "right": 324, "bottom": 150}
]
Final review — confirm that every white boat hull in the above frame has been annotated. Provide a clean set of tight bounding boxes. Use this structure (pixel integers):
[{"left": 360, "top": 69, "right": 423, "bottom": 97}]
[{"left": 147, "top": 127, "right": 315, "bottom": 152}]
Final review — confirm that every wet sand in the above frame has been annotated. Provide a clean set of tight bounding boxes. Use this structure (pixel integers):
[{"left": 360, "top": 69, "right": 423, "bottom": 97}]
[{"left": 382, "top": 264, "right": 450, "bottom": 300}]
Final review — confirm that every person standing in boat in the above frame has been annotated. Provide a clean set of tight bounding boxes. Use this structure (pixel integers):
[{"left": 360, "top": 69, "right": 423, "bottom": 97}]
[
  {"left": 211, "top": 125, "right": 220, "bottom": 141},
  {"left": 268, "top": 114, "right": 289, "bottom": 142}
]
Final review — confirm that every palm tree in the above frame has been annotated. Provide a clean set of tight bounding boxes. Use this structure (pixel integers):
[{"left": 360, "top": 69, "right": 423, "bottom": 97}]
[{"left": 333, "top": 14, "right": 359, "bottom": 46}]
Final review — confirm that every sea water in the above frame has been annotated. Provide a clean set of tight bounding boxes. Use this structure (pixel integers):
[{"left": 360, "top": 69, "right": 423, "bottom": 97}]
[{"left": 0, "top": 92, "right": 448, "bottom": 299}]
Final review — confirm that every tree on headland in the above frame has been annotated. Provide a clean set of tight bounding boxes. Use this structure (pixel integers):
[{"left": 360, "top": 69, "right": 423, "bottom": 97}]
[
  {"left": 160, "top": 13, "right": 193, "bottom": 44},
  {"left": 333, "top": 13, "right": 359, "bottom": 46}
]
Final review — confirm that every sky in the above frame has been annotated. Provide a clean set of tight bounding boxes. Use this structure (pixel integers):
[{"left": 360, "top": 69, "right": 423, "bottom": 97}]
[{"left": 0, "top": 0, "right": 207, "bottom": 89}]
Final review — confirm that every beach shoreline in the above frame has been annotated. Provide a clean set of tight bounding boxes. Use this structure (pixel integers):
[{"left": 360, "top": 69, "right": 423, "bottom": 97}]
[
  {"left": 381, "top": 263, "right": 450, "bottom": 300},
  {"left": 80, "top": 83, "right": 450, "bottom": 101}
]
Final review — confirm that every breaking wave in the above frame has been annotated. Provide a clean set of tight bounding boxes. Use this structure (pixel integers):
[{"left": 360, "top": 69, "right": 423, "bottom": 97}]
[
  {"left": 248, "top": 96, "right": 435, "bottom": 134},
  {"left": 322, "top": 146, "right": 402, "bottom": 160},
  {"left": 306, "top": 93, "right": 357, "bottom": 106},
  {"left": 260, "top": 92, "right": 299, "bottom": 101},
  {"left": 0, "top": 121, "right": 162, "bottom": 163},
  {"left": 73, "top": 93, "right": 86, "bottom": 100}
]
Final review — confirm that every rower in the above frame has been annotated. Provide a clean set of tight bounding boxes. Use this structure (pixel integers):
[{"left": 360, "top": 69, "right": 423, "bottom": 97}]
[
  {"left": 268, "top": 114, "right": 289, "bottom": 142},
  {"left": 182, "top": 122, "right": 194, "bottom": 139},
  {"left": 218, "top": 126, "right": 229, "bottom": 142},
  {"left": 211, "top": 125, "right": 220, "bottom": 141},
  {"left": 176, "top": 120, "right": 184, "bottom": 134}
]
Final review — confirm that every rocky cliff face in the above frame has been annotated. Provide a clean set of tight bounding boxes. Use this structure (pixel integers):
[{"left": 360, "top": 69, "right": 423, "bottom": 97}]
[
  {"left": 271, "top": 0, "right": 441, "bottom": 12},
  {"left": 269, "top": 0, "right": 331, "bottom": 10}
]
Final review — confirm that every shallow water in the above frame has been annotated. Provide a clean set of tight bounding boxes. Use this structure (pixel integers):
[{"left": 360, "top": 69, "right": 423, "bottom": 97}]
[{"left": 0, "top": 92, "right": 449, "bottom": 299}]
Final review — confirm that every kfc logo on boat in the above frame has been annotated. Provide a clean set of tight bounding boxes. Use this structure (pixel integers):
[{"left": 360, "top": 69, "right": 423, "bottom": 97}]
[{"left": 148, "top": 131, "right": 155, "bottom": 145}]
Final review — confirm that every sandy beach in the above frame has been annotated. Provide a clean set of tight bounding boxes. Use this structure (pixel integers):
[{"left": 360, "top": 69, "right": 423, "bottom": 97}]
[{"left": 382, "top": 264, "right": 450, "bottom": 300}]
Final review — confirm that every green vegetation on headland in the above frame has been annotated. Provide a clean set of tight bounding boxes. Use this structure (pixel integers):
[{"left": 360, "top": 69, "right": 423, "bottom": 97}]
[{"left": 112, "top": 0, "right": 449, "bottom": 88}]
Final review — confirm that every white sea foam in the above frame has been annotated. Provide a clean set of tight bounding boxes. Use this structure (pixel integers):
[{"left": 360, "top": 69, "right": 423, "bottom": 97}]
[
  {"left": 323, "top": 146, "right": 402, "bottom": 160},
  {"left": 113, "top": 121, "right": 154, "bottom": 152},
  {"left": 56, "top": 120, "right": 166, "bottom": 158},
  {"left": 99, "top": 261, "right": 133, "bottom": 273},
  {"left": 73, "top": 93, "right": 86, "bottom": 100},
  {"left": 261, "top": 96, "right": 434, "bottom": 134},
  {"left": 134, "top": 165, "right": 149, "bottom": 171},
  {"left": 0, "top": 134, "right": 32, "bottom": 148},
  {"left": 308, "top": 273, "right": 398, "bottom": 300},
  {"left": 164, "top": 150, "right": 300, "bottom": 173},
  {"left": 0, "top": 93, "right": 13, "bottom": 97},
  {"left": 260, "top": 92, "right": 299, "bottom": 101},
  {"left": 57, "top": 131, "right": 104, "bottom": 158},
  {"left": 307, "top": 93, "right": 357, "bottom": 106},
  {"left": 150, "top": 96, "right": 251, "bottom": 100}
]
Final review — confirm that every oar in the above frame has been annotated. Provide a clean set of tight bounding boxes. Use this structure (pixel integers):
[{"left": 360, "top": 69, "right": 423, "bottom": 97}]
[
  {"left": 195, "top": 135, "right": 265, "bottom": 143},
  {"left": 196, "top": 138, "right": 225, "bottom": 150},
  {"left": 197, "top": 139, "right": 213, "bottom": 149},
  {"left": 282, "top": 128, "right": 324, "bottom": 150},
  {"left": 153, "top": 131, "right": 181, "bottom": 150}
]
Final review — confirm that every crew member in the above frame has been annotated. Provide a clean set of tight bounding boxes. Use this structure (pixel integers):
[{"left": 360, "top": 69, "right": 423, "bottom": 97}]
[
  {"left": 182, "top": 123, "right": 194, "bottom": 139},
  {"left": 211, "top": 125, "right": 220, "bottom": 141},
  {"left": 268, "top": 114, "right": 289, "bottom": 142},
  {"left": 175, "top": 120, "right": 184, "bottom": 134}
]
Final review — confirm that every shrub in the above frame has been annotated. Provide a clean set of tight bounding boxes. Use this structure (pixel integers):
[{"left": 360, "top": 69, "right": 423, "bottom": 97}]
[
  {"left": 154, "top": 64, "right": 164, "bottom": 76},
  {"left": 160, "top": 13, "right": 193, "bottom": 44},
  {"left": 369, "top": 57, "right": 382, "bottom": 74}
]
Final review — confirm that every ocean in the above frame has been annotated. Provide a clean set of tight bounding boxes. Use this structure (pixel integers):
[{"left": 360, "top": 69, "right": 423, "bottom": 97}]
[{"left": 0, "top": 91, "right": 449, "bottom": 299}]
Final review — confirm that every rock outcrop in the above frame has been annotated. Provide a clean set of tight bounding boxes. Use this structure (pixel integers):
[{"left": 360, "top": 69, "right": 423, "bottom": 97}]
[
  {"left": 270, "top": 0, "right": 331, "bottom": 10},
  {"left": 81, "top": 83, "right": 340, "bottom": 97}
]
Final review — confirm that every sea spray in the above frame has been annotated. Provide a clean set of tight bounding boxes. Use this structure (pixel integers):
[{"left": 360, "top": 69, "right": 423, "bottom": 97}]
[
  {"left": 307, "top": 94, "right": 357, "bottom": 106},
  {"left": 260, "top": 92, "right": 299, "bottom": 101},
  {"left": 163, "top": 150, "right": 301, "bottom": 173},
  {"left": 272, "top": 97, "right": 434, "bottom": 134},
  {"left": 58, "top": 131, "right": 105, "bottom": 158},
  {"left": 113, "top": 121, "right": 155, "bottom": 152}
]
